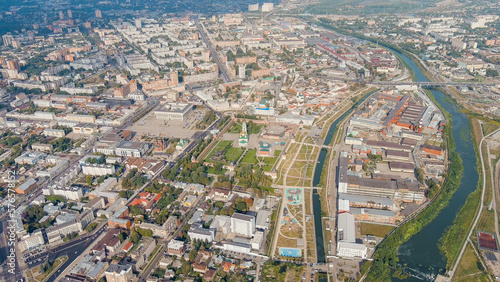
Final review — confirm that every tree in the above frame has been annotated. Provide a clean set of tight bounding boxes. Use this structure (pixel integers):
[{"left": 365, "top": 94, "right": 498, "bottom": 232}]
[
  {"left": 136, "top": 227, "right": 153, "bottom": 237},
  {"left": 130, "top": 228, "right": 141, "bottom": 244},
  {"left": 119, "top": 190, "right": 134, "bottom": 199},
  {"left": 86, "top": 176, "right": 94, "bottom": 186},
  {"left": 117, "top": 231, "right": 128, "bottom": 243},
  {"left": 189, "top": 249, "right": 197, "bottom": 261},
  {"left": 486, "top": 69, "right": 499, "bottom": 77}
]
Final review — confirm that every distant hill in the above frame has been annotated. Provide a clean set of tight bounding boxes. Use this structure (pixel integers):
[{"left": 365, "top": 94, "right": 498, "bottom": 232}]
[{"left": 304, "top": 0, "right": 445, "bottom": 15}]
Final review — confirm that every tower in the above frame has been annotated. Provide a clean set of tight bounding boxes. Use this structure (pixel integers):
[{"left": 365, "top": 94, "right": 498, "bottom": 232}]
[
  {"left": 95, "top": 9, "right": 102, "bottom": 19},
  {"left": 238, "top": 65, "right": 246, "bottom": 79},
  {"left": 67, "top": 9, "right": 73, "bottom": 19},
  {"left": 59, "top": 10, "right": 64, "bottom": 20},
  {"left": 238, "top": 122, "right": 248, "bottom": 147}
]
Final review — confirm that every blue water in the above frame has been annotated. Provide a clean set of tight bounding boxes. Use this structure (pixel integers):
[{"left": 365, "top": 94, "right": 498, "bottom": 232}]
[
  {"left": 390, "top": 49, "right": 479, "bottom": 281},
  {"left": 311, "top": 90, "right": 378, "bottom": 263}
]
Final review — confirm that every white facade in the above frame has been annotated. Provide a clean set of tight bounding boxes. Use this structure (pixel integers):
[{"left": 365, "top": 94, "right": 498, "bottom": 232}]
[
  {"left": 261, "top": 3, "right": 274, "bottom": 12},
  {"left": 188, "top": 227, "right": 214, "bottom": 242},
  {"left": 231, "top": 213, "right": 255, "bottom": 237},
  {"left": 153, "top": 103, "right": 193, "bottom": 121},
  {"left": 337, "top": 241, "right": 367, "bottom": 259},
  {"left": 21, "top": 230, "right": 45, "bottom": 251},
  {"left": 251, "top": 230, "right": 264, "bottom": 250},
  {"left": 222, "top": 241, "right": 252, "bottom": 254},
  {"left": 43, "top": 186, "right": 83, "bottom": 201},
  {"left": 82, "top": 164, "right": 116, "bottom": 176}
]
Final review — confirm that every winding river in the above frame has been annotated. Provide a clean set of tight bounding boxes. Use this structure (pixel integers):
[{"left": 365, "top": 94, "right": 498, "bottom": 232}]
[
  {"left": 310, "top": 30, "right": 478, "bottom": 281},
  {"left": 391, "top": 50, "right": 479, "bottom": 281}
]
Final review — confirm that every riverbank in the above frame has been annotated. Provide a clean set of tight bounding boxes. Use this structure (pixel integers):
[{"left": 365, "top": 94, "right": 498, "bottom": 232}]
[
  {"left": 365, "top": 90, "right": 463, "bottom": 280},
  {"left": 313, "top": 20, "right": 473, "bottom": 280}
]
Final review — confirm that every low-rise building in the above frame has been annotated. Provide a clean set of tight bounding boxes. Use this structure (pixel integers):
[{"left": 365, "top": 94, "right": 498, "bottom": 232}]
[
  {"left": 167, "top": 239, "right": 185, "bottom": 256},
  {"left": 43, "top": 128, "right": 66, "bottom": 138},
  {"left": 153, "top": 103, "right": 193, "bottom": 121},
  {"left": 188, "top": 226, "right": 215, "bottom": 242},
  {"left": 20, "top": 230, "right": 45, "bottom": 252},
  {"left": 15, "top": 178, "right": 37, "bottom": 194}
]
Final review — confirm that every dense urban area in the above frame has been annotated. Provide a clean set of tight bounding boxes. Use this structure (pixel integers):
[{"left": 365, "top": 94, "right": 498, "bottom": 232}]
[{"left": 0, "top": 0, "right": 499, "bottom": 281}]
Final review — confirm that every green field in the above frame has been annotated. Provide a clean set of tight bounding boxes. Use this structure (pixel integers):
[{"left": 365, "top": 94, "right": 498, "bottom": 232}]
[
  {"left": 240, "top": 149, "right": 258, "bottom": 164},
  {"left": 360, "top": 223, "right": 395, "bottom": 238},
  {"left": 225, "top": 146, "right": 245, "bottom": 163},
  {"left": 204, "top": 140, "right": 233, "bottom": 162},
  {"left": 305, "top": 0, "right": 441, "bottom": 15}
]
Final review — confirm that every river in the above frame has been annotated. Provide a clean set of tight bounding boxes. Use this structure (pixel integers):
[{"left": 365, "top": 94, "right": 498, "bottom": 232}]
[
  {"left": 390, "top": 50, "right": 479, "bottom": 281},
  {"left": 310, "top": 42, "right": 478, "bottom": 280},
  {"left": 312, "top": 90, "right": 378, "bottom": 264}
]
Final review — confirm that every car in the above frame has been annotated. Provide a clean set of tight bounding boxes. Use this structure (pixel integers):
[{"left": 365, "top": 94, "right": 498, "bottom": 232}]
[{"left": 75, "top": 251, "right": 78, "bottom": 254}]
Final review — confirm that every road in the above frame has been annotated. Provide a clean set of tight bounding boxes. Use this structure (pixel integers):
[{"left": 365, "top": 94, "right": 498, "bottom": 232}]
[
  {"left": 26, "top": 224, "right": 107, "bottom": 268},
  {"left": 193, "top": 17, "right": 230, "bottom": 83},
  {"left": 448, "top": 126, "right": 500, "bottom": 279}
]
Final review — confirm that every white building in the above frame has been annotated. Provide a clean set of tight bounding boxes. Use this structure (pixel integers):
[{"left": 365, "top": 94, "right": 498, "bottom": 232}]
[
  {"left": 20, "top": 230, "right": 45, "bottom": 251},
  {"left": 251, "top": 230, "right": 264, "bottom": 250},
  {"left": 221, "top": 241, "right": 252, "bottom": 254},
  {"left": 210, "top": 215, "right": 231, "bottom": 235},
  {"left": 337, "top": 241, "right": 367, "bottom": 259},
  {"left": 231, "top": 213, "right": 255, "bottom": 237},
  {"left": 42, "top": 186, "right": 83, "bottom": 201},
  {"left": 261, "top": 3, "right": 274, "bottom": 12},
  {"left": 188, "top": 226, "right": 214, "bottom": 242},
  {"left": 45, "top": 219, "right": 82, "bottom": 243},
  {"left": 336, "top": 213, "right": 367, "bottom": 258},
  {"left": 82, "top": 164, "right": 116, "bottom": 176},
  {"left": 276, "top": 113, "right": 315, "bottom": 126},
  {"left": 153, "top": 103, "right": 193, "bottom": 121}
]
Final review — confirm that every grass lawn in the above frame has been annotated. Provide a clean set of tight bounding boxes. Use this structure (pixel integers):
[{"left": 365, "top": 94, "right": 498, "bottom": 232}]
[
  {"left": 277, "top": 234, "right": 298, "bottom": 248},
  {"left": 455, "top": 243, "right": 489, "bottom": 281},
  {"left": 203, "top": 140, "right": 232, "bottom": 162},
  {"left": 225, "top": 146, "right": 245, "bottom": 163},
  {"left": 228, "top": 122, "right": 242, "bottom": 133},
  {"left": 476, "top": 209, "right": 496, "bottom": 234},
  {"left": 274, "top": 150, "right": 282, "bottom": 157},
  {"left": 240, "top": 149, "right": 258, "bottom": 164},
  {"left": 481, "top": 121, "right": 499, "bottom": 136},
  {"left": 359, "top": 222, "right": 394, "bottom": 237},
  {"left": 262, "top": 164, "right": 274, "bottom": 172}
]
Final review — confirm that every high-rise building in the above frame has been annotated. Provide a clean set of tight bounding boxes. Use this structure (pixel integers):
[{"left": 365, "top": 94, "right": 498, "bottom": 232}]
[
  {"left": 248, "top": 3, "right": 259, "bottom": 11},
  {"left": 239, "top": 64, "right": 246, "bottom": 79},
  {"left": 135, "top": 18, "right": 142, "bottom": 29},
  {"left": 95, "top": 9, "right": 102, "bottom": 19},
  {"left": 261, "top": 3, "right": 274, "bottom": 12},
  {"left": 7, "top": 60, "right": 20, "bottom": 71},
  {"left": 58, "top": 10, "right": 64, "bottom": 20},
  {"left": 2, "top": 34, "right": 13, "bottom": 46},
  {"left": 231, "top": 213, "right": 255, "bottom": 237},
  {"left": 67, "top": 9, "right": 73, "bottom": 19},
  {"left": 11, "top": 39, "right": 20, "bottom": 49}
]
